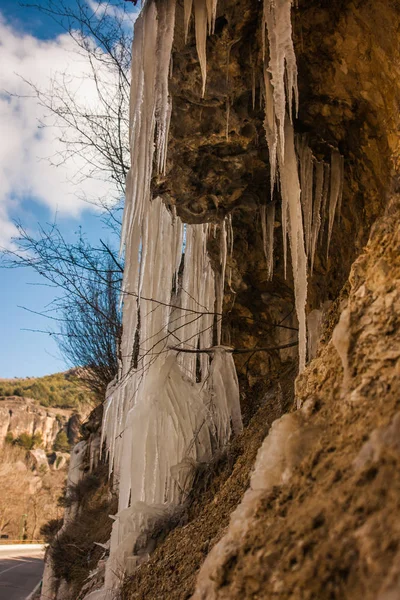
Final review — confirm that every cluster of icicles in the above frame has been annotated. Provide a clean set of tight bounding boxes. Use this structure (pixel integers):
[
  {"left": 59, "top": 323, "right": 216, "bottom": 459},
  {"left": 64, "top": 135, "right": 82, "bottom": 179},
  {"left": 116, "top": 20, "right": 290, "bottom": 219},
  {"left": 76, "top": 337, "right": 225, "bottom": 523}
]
[{"left": 84, "top": 0, "right": 343, "bottom": 597}]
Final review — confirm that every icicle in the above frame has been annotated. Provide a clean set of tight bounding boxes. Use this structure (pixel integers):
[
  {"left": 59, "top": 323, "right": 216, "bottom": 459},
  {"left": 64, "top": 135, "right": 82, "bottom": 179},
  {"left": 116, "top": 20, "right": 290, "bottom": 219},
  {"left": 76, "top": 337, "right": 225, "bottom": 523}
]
[
  {"left": 263, "top": 0, "right": 298, "bottom": 161},
  {"left": 184, "top": 0, "right": 219, "bottom": 96},
  {"left": 261, "top": 203, "right": 276, "bottom": 280},
  {"left": 263, "top": 66, "right": 277, "bottom": 197},
  {"left": 120, "top": 0, "right": 176, "bottom": 253},
  {"left": 278, "top": 118, "right": 307, "bottom": 373},
  {"left": 184, "top": 0, "right": 193, "bottom": 42},
  {"left": 155, "top": 0, "right": 176, "bottom": 175},
  {"left": 319, "top": 162, "right": 331, "bottom": 247},
  {"left": 259, "top": 74, "right": 264, "bottom": 110},
  {"left": 336, "top": 153, "right": 345, "bottom": 222},
  {"left": 226, "top": 213, "right": 234, "bottom": 288},
  {"left": 297, "top": 136, "right": 314, "bottom": 257},
  {"left": 210, "top": 347, "right": 243, "bottom": 440},
  {"left": 206, "top": 0, "right": 218, "bottom": 34},
  {"left": 194, "top": 0, "right": 208, "bottom": 97},
  {"left": 327, "top": 150, "right": 344, "bottom": 258},
  {"left": 226, "top": 214, "right": 233, "bottom": 259},
  {"left": 216, "top": 220, "right": 227, "bottom": 344},
  {"left": 310, "top": 160, "right": 324, "bottom": 274},
  {"left": 178, "top": 222, "right": 216, "bottom": 378}
]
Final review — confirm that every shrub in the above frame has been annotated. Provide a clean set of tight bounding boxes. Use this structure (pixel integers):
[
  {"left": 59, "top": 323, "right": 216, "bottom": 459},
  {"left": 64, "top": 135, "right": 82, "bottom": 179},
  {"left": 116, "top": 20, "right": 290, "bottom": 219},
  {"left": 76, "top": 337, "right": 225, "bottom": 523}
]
[
  {"left": 50, "top": 464, "right": 117, "bottom": 595},
  {"left": 32, "top": 432, "right": 43, "bottom": 448},
  {"left": 5, "top": 432, "right": 14, "bottom": 444},
  {"left": 53, "top": 431, "right": 70, "bottom": 452},
  {"left": 14, "top": 432, "right": 43, "bottom": 450},
  {"left": 40, "top": 518, "right": 63, "bottom": 545}
]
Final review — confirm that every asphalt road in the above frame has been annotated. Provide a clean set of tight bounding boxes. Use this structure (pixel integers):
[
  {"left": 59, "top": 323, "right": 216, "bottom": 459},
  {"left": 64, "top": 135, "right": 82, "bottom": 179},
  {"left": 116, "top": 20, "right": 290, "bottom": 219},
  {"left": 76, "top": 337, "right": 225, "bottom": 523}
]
[{"left": 0, "top": 545, "right": 45, "bottom": 600}]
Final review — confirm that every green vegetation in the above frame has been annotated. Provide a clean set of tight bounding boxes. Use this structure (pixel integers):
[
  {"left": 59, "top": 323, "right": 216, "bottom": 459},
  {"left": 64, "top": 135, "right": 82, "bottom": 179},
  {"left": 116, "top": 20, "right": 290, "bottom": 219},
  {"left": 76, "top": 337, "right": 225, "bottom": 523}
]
[
  {"left": 6, "top": 432, "right": 43, "bottom": 450},
  {"left": 5, "top": 432, "right": 14, "bottom": 444},
  {"left": 53, "top": 430, "right": 70, "bottom": 452},
  {"left": 0, "top": 371, "right": 96, "bottom": 410}
]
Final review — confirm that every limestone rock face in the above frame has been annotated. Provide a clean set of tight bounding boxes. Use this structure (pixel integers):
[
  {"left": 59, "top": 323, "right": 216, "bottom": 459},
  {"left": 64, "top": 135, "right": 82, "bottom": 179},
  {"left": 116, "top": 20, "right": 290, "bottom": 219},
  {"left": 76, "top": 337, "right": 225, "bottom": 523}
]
[{"left": 0, "top": 396, "right": 75, "bottom": 450}]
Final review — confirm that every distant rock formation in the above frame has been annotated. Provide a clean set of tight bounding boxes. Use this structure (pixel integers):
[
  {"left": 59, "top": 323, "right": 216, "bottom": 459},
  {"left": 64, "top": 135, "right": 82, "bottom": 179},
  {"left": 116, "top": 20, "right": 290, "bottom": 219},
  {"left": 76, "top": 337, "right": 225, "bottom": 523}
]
[{"left": 0, "top": 396, "right": 78, "bottom": 450}]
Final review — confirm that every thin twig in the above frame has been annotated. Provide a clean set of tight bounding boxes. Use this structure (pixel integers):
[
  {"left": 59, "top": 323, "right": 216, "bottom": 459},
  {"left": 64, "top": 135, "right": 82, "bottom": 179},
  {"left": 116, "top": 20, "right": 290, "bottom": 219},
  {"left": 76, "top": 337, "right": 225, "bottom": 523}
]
[{"left": 168, "top": 341, "right": 298, "bottom": 355}]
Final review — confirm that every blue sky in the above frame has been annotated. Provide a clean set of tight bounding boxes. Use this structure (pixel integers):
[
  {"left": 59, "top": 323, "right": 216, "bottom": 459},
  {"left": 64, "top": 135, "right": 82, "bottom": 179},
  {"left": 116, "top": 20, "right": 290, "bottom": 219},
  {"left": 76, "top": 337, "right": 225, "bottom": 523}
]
[{"left": 0, "top": 0, "right": 135, "bottom": 377}]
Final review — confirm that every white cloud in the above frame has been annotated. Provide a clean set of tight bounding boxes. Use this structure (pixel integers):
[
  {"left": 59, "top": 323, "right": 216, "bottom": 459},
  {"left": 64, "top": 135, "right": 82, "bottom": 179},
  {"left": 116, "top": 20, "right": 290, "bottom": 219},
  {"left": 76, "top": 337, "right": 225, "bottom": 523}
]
[
  {"left": 87, "top": 0, "right": 139, "bottom": 27},
  {"left": 0, "top": 11, "right": 127, "bottom": 247}
]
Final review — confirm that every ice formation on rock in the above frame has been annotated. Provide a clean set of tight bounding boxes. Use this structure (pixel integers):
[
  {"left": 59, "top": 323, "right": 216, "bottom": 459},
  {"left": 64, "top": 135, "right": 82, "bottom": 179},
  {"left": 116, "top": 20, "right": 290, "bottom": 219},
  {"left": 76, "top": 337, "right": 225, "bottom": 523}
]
[
  {"left": 93, "top": 2, "right": 242, "bottom": 595},
  {"left": 296, "top": 137, "right": 344, "bottom": 274},
  {"left": 297, "top": 137, "right": 314, "bottom": 257},
  {"left": 262, "top": 0, "right": 298, "bottom": 166},
  {"left": 278, "top": 120, "right": 308, "bottom": 372},
  {"left": 261, "top": 202, "right": 276, "bottom": 280},
  {"left": 261, "top": 0, "right": 307, "bottom": 369},
  {"left": 184, "top": 0, "right": 219, "bottom": 95},
  {"left": 261, "top": 2, "right": 344, "bottom": 371},
  {"left": 310, "top": 160, "right": 325, "bottom": 274},
  {"left": 86, "top": 1, "right": 347, "bottom": 596},
  {"left": 327, "top": 149, "right": 345, "bottom": 257},
  {"left": 101, "top": 204, "right": 241, "bottom": 592}
]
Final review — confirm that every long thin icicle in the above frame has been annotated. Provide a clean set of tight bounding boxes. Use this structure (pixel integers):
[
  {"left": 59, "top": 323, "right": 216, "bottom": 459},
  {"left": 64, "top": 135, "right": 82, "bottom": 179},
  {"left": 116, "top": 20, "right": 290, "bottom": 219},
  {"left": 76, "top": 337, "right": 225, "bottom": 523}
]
[
  {"left": 184, "top": 0, "right": 193, "bottom": 41},
  {"left": 262, "top": 0, "right": 343, "bottom": 368},
  {"left": 184, "top": 0, "right": 219, "bottom": 96},
  {"left": 263, "top": 0, "right": 298, "bottom": 162},
  {"left": 310, "top": 160, "right": 324, "bottom": 273},
  {"left": 261, "top": 203, "right": 276, "bottom": 280},
  {"left": 297, "top": 136, "right": 314, "bottom": 257},
  {"left": 327, "top": 150, "right": 344, "bottom": 257},
  {"left": 278, "top": 119, "right": 308, "bottom": 373},
  {"left": 194, "top": 0, "right": 208, "bottom": 97}
]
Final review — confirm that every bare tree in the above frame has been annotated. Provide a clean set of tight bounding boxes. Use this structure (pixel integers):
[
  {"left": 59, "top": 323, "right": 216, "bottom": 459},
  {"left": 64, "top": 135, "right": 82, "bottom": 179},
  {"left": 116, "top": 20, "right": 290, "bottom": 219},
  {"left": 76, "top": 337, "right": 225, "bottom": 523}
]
[
  {"left": 21, "top": 0, "right": 133, "bottom": 201},
  {"left": 0, "top": 1, "right": 135, "bottom": 393},
  {"left": 2, "top": 221, "right": 123, "bottom": 397}
]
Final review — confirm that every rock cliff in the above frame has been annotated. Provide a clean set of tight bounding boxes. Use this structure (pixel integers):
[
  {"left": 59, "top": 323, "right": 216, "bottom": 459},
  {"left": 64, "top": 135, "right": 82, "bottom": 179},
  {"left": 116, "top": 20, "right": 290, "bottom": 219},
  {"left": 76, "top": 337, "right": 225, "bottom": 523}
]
[
  {"left": 0, "top": 396, "right": 78, "bottom": 450},
  {"left": 41, "top": 1, "right": 400, "bottom": 599}
]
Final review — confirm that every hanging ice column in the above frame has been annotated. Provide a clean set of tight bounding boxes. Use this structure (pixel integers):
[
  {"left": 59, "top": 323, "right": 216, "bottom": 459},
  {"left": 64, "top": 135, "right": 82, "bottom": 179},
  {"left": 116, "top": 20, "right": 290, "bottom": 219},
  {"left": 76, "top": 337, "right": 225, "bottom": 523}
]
[
  {"left": 261, "top": 0, "right": 343, "bottom": 370},
  {"left": 96, "top": 0, "right": 241, "bottom": 594},
  {"left": 184, "top": 0, "right": 218, "bottom": 95},
  {"left": 261, "top": 0, "right": 308, "bottom": 372}
]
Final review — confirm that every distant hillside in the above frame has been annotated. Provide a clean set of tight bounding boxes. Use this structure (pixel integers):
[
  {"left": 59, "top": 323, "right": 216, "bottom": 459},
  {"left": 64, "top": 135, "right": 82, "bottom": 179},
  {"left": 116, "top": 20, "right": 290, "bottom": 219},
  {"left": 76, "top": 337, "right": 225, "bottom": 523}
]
[{"left": 0, "top": 370, "right": 96, "bottom": 411}]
